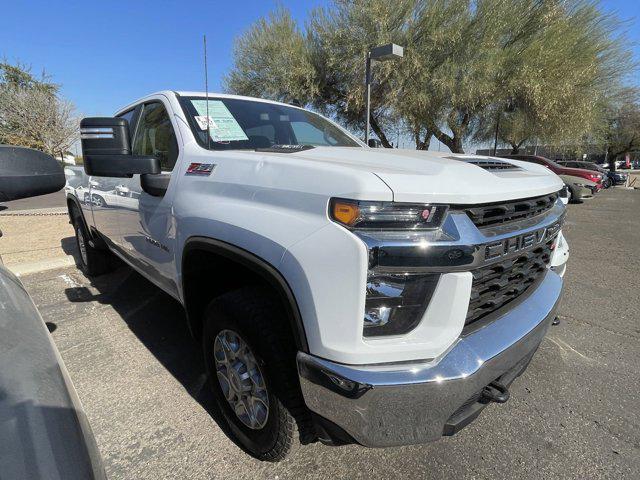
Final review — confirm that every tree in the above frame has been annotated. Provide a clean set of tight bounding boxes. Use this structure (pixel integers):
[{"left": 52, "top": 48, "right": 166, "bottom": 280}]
[
  {"left": 224, "top": 1, "right": 412, "bottom": 148},
  {"left": 0, "top": 60, "right": 59, "bottom": 94},
  {"left": 224, "top": 1, "right": 633, "bottom": 153},
  {"left": 600, "top": 99, "right": 640, "bottom": 168},
  {"left": 474, "top": 1, "right": 633, "bottom": 154},
  {"left": 0, "top": 62, "right": 78, "bottom": 159},
  {"left": 224, "top": 8, "right": 318, "bottom": 105}
]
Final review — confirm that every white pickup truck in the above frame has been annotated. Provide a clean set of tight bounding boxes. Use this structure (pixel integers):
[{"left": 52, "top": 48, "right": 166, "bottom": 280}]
[{"left": 68, "top": 91, "right": 569, "bottom": 461}]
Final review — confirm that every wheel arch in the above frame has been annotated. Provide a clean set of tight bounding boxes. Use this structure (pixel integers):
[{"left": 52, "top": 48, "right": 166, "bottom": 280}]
[
  {"left": 66, "top": 194, "right": 91, "bottom": 233},
  {"left": 66, "top": 193, "right": 83, "bottom": 219},
  {"left": 181, "top": 237, "right": 309, "bottom": 353},
  {"left": 67, "top": 193, "right": 102, "bottom": 242}
]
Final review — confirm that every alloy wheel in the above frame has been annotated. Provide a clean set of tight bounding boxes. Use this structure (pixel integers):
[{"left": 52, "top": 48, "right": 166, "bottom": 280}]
[{"left": 213, "top": 329, "right": 269, "bottom": 429}]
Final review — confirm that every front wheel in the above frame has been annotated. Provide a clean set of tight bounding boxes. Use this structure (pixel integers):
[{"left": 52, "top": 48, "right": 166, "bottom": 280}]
[
  {"left": 568, "top": 186, "right": 583, "bottom": 204},
  {"left": 202, "top": 287, "right": 310, "bottom": 462}
]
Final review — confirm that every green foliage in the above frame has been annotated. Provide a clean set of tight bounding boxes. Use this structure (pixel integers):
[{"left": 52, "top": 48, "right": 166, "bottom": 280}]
[
  {"left": 595, "top": 89, "right": 640, "bottom": 160},
  {"left": 224, "top": 8, "right": 318, "bottom": 104},
  {"left": 0, "top": 61, "right": 59, "bottom": 95},
  {"left": 224, "top": 0, "right": 634, "bottom": 153},
  {"left": 476, "top": 0, "right": 634, "bottom": 153},
  {"left": 0, "top": 60, "right": 78, "bottom": 156}
]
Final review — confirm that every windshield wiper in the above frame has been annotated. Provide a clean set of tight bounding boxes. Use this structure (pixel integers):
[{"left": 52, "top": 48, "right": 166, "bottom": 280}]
[{"left": 255, "top": 144, "right": 316, "bottom": 154}]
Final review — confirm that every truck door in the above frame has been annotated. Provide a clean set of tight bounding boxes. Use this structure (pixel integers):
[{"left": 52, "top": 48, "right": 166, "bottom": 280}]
[
  {"left": 118, "top": 100, "right": 179, "bottom": 296},
  {"left": 89, "top": 107, "right": 137, "bottom": 248}
]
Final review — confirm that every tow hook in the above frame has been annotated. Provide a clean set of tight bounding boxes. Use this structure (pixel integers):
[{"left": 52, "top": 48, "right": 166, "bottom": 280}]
[{"left": 480, "top": 381, "right": 510, "bottom": 404}]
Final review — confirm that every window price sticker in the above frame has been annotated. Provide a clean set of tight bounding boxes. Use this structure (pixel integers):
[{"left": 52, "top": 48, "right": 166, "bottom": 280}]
[
  {"left": 191, "top": 100, "right": 249, "bottom": 142},
  {"left": 194, "top": 115, "right": 217, "bottom": 130}
]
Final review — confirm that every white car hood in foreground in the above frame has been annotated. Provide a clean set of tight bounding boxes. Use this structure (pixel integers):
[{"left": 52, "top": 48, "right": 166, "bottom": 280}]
[{"left": 274, "top": 147, "right": 563, "bottom": 204}]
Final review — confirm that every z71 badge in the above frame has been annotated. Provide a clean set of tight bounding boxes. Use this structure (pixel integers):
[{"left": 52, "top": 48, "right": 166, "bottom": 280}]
[{"left": 186, "top": 163, "right": 216, "bottom": 176}]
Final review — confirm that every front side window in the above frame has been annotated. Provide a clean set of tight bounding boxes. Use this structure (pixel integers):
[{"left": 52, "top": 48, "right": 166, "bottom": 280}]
[
  {"left": 179, "top": 96, "right": 360, "bottom": 151},
  {"left": 132, "top": 102, "right": 179, "bottom": 171},
  {"left": 117, "top": 108, "right": 136, "bottom": 135}
]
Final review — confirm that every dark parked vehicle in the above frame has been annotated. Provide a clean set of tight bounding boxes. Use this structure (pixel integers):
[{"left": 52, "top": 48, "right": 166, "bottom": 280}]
[
  {"left": 558, "top": 161, "right": 627, "bottom": 187},
  {"left": 0, "top": 146, "right": 106, "bottom": 480}
]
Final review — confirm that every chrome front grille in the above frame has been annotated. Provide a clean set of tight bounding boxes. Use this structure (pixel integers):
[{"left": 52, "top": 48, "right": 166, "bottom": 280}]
[
  {"left": 465, "top": 237, "right": 555, "bottom": 326},
  {"left": 458, "top": 193, "right": 559, "bottom": 228}
]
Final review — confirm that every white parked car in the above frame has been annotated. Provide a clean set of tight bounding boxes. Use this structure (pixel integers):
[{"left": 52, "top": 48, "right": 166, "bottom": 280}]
[{"left": 67, "top": 91, "right": 569, "bottom": 461}]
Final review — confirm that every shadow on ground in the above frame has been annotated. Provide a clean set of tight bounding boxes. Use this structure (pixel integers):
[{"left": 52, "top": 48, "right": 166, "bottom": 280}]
[{"left": 62, "top": 265, "right": 243, "bottom": 451}]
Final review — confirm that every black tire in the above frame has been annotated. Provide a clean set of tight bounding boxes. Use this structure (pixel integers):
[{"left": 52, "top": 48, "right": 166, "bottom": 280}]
[
  {"left": 568, "top": 186, "right": 583, "bottom": 204},
  {"left": 70, "top": 207, "right": 114, "bottom": 276},
  {"left": 202, "top": 286, "right": 311, "bottom": 462}
]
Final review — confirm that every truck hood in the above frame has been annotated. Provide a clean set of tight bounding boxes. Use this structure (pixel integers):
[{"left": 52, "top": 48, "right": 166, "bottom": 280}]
[{"left": 269, "top": 147, "right": 563, "bottom": 204}]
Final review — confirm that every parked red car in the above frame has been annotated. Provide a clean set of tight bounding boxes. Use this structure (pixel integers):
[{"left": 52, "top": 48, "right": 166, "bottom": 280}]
[{"left": 500, "top": 155, "right": 604, "bottom": 194}]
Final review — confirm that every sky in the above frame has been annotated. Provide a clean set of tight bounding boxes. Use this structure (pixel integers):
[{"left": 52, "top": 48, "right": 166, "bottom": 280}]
[
  {"left": 1, "top": 0, "right": 639, "bottom": 150},
  {"left": 0, "top": 0, "right": 326, "bottom": 116}
]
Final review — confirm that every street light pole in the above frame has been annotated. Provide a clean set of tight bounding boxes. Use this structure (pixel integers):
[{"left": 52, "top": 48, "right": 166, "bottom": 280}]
[
  {"left": 364, "top": 43, "right": 404, "bottom": 146},
  {"left": 493, "top": 111, "right": 500, "bottom": 156},
  {"left": 365, "top": 52, "right": 372, "bottom": 145}
]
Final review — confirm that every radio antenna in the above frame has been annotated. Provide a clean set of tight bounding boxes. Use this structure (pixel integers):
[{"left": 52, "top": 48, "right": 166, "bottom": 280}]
[{"left": 203, "top": 34, "right": 211, "bottom": 149}]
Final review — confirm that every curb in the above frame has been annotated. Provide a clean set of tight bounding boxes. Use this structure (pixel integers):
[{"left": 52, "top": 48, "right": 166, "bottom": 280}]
[{"left": 9, "top": 256, "right": 76, "bottom": 276}]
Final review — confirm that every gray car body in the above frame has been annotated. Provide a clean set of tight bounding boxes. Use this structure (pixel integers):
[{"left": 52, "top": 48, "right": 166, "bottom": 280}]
[
  {"left": 0, "top": 264, "right": 105, "bottom": 480},
  {"left": 559, "top": 173, "right": 597, "bottom": 201}
]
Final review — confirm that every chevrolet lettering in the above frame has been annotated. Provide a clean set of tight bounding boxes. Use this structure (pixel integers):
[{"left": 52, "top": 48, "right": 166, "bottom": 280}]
[{"left": 485, "top": 220, "right": 564, "bottom": 261}]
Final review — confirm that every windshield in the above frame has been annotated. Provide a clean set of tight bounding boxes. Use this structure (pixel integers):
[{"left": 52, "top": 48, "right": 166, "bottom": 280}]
[{"left": 179, "top": 96, "right": 361, "bottom": 151}]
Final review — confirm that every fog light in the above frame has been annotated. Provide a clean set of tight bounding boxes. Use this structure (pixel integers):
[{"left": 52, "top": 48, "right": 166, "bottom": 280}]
[{"left": 363, "top": 273, "right": 440, "bottom": 337}]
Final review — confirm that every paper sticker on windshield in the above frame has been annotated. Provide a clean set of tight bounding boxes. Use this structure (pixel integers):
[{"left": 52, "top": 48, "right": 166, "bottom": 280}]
[
  {"left": 194, "top": 115, "right": 217, "bottom": 130},
  {"left": 191, "top": 100, "right": 249, "bottom": 142}
]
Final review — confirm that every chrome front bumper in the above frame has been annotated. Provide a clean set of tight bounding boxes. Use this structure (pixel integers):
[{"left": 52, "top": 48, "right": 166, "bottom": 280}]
[{"left": 297, "top": 270, "right": 563, "bottom": 448}]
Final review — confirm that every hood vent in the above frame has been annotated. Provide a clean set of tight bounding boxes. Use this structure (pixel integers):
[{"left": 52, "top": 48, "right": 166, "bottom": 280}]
[{"left": 447, "top": 157, "right": 521, "bottom": 171}]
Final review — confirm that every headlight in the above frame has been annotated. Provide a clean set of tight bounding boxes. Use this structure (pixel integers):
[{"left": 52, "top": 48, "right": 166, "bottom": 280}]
[
  {"left": 330, "top": 198, "right": 448, "bottom": 230},
  {"left": 364, "top": 272, "right": 440, "bottom": 337}
]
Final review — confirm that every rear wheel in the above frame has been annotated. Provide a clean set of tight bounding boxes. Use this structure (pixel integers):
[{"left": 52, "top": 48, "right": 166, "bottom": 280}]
[
  {"left": 71, "top": 207, "right": 115, "bottom": 276},
  {"left": 202, "top": 287, "right": 310, "bottom": 462}
]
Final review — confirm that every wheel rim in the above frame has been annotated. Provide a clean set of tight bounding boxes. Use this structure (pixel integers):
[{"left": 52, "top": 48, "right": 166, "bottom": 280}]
[
  {"left": 76, "top": 226, "right": 88, "bottom": 266},
  {"left": 93, "top": 196, "right": 104, "bottom": 207},
  {"left": 213, "top": 329, "right": 269, "bottom": 429}
]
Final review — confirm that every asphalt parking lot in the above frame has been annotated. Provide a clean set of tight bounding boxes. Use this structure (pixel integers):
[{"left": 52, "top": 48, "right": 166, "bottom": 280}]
[{"left": 19, "top": 187, "right": 640, "bottom": 480}]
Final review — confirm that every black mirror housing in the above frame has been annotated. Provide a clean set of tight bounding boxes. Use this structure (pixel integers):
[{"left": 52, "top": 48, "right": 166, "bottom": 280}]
[
  {"left": 84, "top": 155, "right": 161, "bottom": 178},
  {"left": 80, "top": 117, "right": 131, "bottom": 156},
  {"left": 368, "top": 138, "right": 382, "bottom": 148},
  {"left": 80, "top": 116, "right": 161, "bottom": 178},
  {"left": 0, "top": 146, "right": 65, "bottom": 202}
]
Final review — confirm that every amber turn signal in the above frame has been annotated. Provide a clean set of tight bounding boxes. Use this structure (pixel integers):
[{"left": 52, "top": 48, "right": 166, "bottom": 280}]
[{"left": 332, "top": 201, "right": 360, "bottom": 226}]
